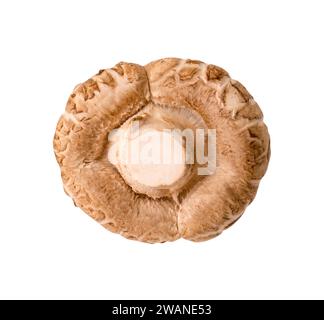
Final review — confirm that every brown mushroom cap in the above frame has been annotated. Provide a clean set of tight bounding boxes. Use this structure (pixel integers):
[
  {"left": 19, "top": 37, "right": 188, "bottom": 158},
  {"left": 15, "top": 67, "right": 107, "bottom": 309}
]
[{"left": 53, "top": 58, "right": 270, "bottom": 243}]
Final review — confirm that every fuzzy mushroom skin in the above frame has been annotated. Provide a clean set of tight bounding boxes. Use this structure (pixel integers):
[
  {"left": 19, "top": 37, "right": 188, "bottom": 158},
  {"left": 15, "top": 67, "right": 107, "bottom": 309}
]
[{"left": 54, "top": 58, "right": 270, "bottom": 243}]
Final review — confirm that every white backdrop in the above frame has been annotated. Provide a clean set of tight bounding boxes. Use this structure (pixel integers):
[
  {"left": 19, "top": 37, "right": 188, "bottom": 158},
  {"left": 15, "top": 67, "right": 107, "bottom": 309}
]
[{"left": 0, "top": 0, "right": 323, "bottom": 299}]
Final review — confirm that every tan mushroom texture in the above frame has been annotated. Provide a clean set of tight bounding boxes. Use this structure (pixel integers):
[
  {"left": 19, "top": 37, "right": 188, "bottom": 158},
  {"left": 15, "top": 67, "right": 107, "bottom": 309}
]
[{"left": 53, "top": 58, "right": 270, "bottom": 243}]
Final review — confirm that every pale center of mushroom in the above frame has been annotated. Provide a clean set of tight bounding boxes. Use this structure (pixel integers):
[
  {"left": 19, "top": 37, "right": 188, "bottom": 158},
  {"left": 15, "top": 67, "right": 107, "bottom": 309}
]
[
  {"left": 118, "top": 128, "right": 186, "bottom": 188},
  {"left": 107, "top": 103, "right": 209, "bottom": 198}
]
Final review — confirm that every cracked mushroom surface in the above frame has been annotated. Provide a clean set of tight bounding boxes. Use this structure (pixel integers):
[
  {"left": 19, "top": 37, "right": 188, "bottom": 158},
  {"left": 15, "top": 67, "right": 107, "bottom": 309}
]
[{"left": 53, "top": 58, "right": 270, "bottom": 243}]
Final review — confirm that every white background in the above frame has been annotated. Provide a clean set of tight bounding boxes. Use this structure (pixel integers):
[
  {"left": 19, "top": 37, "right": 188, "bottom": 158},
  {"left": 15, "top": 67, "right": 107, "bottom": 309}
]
[{"left": 0, "top": 0, "right": 323, "bottom": 300}]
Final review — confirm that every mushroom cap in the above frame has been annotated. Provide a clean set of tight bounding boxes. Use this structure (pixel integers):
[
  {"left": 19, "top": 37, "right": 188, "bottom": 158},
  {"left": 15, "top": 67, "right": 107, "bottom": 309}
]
[{"left": 53, "top": 58, "right": 270, "bottom": 243}]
